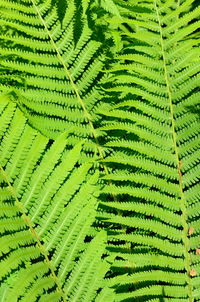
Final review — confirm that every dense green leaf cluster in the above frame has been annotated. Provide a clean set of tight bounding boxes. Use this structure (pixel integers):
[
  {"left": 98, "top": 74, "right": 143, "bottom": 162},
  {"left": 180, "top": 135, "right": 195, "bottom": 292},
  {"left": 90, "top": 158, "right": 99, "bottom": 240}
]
[{"left": 0, "top": 0, "right": 200, "bottom": 301}]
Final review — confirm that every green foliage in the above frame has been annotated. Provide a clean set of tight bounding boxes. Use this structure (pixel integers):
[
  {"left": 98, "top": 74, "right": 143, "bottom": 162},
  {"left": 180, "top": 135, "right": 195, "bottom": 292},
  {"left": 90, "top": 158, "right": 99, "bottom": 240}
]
[
  {"left": 99, "top": 0, "right": 200, "bottom": 300},
  {"left": 0, "top": 0, "right": 106, "bottom": 155},
  {"left": 0, "top": 95, "right": 108, "bottom": 301},
  {"left": 0, "top": 0, "right": 200, "bottom": 301}
]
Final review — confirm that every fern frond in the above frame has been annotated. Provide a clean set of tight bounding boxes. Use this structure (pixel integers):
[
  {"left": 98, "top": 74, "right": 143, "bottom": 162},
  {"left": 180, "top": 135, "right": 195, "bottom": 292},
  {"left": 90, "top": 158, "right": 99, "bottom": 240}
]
[
  {"left": 0, "top": 94, "right": 107, "bottom": 301},
  {"left": 100, "top": 0, "right": 200, "bottom": 300},
  {"left": 0, "top": 0, "right": 107, "bottom": 154},
  {"left": 64, "top": 231, "right": 107, "bottom": 302}
]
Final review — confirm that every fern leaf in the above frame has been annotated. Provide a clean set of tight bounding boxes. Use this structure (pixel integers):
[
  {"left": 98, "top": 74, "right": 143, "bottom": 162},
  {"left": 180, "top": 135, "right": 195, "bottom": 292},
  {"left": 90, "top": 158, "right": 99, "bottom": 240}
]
[
  {"left": 64, "top": 231, "right": 107, "bottom": 301},
  {"left": 0, "top": 0, "right": 106, "bottom": 154},
  {"left": 0, "top": 94, "right": 106, "bottom": 300},
  {"left": 100, "top": 0, "right": 200, "bottom": 300}
]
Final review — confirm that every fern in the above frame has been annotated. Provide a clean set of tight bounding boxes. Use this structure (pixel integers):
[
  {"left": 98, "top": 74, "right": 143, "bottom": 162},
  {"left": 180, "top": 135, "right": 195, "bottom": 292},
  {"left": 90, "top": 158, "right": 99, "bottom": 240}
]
[
  {"left": 0, "top": 0, "right": 106, "bottom": 155},
  {"left": 99, "top": 0, "right": 200, "bottom": 300},
  {"left": 0, "top": 94, "right": 108, "bottom": 301},
  {"left": 0, "top": 0, "right": 200, "bottom": 301}
]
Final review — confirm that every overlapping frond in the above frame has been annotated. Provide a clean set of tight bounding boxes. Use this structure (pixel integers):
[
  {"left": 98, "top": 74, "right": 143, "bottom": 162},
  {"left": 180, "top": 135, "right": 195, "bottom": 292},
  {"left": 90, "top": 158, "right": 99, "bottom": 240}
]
[
  {"left": 0, "top": 0, "right": 107, "bottom": 154},
  {"left": 99, "top": 0, "right": 200, "bottom": 300},
  {"left": 0, "top": 94, "right": 107, "bottom": 301},
  {"left": 1, "top": 0, "right": 200, "bottom": 301}
]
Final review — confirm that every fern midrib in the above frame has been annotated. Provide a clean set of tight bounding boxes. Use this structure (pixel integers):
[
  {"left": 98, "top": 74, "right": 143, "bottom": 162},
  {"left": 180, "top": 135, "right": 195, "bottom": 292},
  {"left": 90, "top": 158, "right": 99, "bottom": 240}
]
[
  {"left": 0, "top": 165, "right": 67, "bottom": 302},
  {"left": 154, "top": 2, "right": 193, "bottom": 301}
]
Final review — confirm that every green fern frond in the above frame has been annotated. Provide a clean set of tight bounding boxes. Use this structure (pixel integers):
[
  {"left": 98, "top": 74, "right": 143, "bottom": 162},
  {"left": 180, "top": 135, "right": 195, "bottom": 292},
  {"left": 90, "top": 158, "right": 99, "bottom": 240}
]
[
  {"left": 100, "top": 0, "right": 200, "bottom": 300},
  {"left": 0, "top": 0, "right": 107, "bottom": 154},
  {"left": 1, "top": 0, "right": 200, "bottom": 301},
  {"left": 97, "top": 0, "right": 122, "bottom": 18},
  {"left": 64, "top": 231, "right": 107, "bottom": 302},
  {"left": 0, "top": 94, "right": 107, "bottom": 301}
]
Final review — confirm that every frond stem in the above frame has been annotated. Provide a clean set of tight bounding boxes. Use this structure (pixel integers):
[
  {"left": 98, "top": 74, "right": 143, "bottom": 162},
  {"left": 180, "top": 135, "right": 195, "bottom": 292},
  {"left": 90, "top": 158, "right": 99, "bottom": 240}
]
[{"left": 154, "top": 2, "right": 193, "bottom": 301}]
